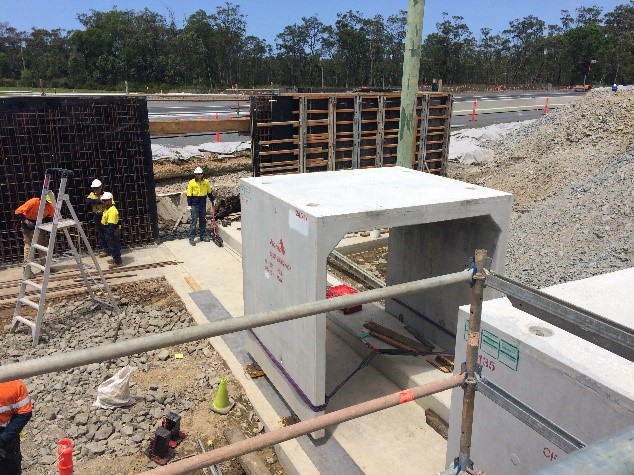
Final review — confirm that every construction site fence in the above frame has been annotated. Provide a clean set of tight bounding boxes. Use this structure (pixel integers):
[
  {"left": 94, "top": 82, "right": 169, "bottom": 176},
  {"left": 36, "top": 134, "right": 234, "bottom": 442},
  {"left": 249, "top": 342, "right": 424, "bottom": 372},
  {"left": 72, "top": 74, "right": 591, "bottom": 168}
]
[
  {"left": 0, "top": 96, "right": 159, "bottom": 266},
  {"left": 251, "top": 92, "right": 452, "bottom": 177}
]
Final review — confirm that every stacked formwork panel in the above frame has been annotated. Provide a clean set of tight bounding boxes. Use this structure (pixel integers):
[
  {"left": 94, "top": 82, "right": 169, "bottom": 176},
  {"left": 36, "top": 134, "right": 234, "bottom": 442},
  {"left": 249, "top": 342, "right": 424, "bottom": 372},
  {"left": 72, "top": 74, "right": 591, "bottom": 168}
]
[
  {"left": 251, "top": 92, "right": 452, "bottom": 176},
  {"left": 0, "top": 96, "right": 157, "bottom": 266}
]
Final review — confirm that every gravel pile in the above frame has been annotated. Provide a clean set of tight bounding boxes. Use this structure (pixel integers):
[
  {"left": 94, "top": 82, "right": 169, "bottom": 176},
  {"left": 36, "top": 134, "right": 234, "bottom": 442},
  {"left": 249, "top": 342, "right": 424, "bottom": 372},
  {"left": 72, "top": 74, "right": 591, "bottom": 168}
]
[
  {"left": 1, "top": 297, "right": 228, "bottom": 472},
  {"left": 450, "top": 89, "right": 634, "bottom": 287}
]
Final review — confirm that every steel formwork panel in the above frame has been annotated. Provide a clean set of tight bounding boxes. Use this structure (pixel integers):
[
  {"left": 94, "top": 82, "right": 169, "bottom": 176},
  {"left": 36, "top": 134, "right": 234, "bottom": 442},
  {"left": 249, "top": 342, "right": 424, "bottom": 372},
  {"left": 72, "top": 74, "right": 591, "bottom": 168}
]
[
  {"left": 251, "top": 92, "right": 453, "bottom": 177},
  {"left": 0, "top": 96, "right": 157, "bottom": 266}
]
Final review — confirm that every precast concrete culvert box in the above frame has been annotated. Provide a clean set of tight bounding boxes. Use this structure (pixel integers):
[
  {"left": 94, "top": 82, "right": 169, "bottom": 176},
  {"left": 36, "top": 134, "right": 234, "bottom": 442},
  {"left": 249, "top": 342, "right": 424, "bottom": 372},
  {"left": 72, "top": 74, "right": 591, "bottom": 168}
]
[{"left": 240, "top": 167, "right": 513, "bottom": 433}]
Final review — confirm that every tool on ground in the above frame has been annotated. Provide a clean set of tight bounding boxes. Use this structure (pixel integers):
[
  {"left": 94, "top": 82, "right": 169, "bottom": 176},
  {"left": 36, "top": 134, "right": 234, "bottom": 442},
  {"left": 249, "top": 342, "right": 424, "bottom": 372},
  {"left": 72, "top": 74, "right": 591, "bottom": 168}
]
[
  {"left": 11, "top": 168, "right": 119, "bottom": 345},
  {"left": 57, "top": 438, "right": 73, "bottom": 475},
  {"left": 210, "top": 200, "right": 223, "bottom": 247},
  {"left": 146, "top": 426, "right": 174, "bottom": 465},
  {"left": 197, "top": 438, "right": 223, "bottom": 475},
  {"left": 162, "top": 412, "right": 186, "bottom": 447},
  {"left": 211, "top": 377, "right": 234, "bottom": 414}
]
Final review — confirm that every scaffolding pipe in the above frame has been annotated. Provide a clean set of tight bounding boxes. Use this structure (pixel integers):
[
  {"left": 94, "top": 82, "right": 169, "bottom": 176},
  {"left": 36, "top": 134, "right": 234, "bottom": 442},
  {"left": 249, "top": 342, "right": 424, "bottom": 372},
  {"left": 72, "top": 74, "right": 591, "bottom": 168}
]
[
  {"left": 0, "top": 269, "right": 472, "bottom": 383},
  {"left": 140, "top": 374, "right": 465, "bottom": 475},
  {"left": 458, "top": 249, "right": 487, "bottom": 470}
]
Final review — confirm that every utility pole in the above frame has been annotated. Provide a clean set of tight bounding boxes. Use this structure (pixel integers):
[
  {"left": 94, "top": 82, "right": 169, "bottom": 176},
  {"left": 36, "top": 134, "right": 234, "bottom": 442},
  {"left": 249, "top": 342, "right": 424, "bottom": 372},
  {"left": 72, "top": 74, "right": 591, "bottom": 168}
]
[{"left": 396, "top": 0, "right": 426, "bottom": 168}]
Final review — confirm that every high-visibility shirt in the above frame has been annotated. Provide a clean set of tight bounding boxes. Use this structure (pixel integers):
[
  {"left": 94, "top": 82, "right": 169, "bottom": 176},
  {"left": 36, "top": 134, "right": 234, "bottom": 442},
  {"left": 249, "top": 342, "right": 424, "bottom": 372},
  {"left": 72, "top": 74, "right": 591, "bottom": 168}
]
[
  {"left": 14, "top": 198, "right": 55, "bottom": 222},
  {"left": 101, "top": 204, "right": 119, "bottom": 226},
  {"left": 86, "top": 192, "right": 107, "bottom": 214},
  {"left": 186, "top": 178, "right": 212, "bottom": 207},
  {"left": 0, "top": 380, "right": 32, "bottom": 428}
]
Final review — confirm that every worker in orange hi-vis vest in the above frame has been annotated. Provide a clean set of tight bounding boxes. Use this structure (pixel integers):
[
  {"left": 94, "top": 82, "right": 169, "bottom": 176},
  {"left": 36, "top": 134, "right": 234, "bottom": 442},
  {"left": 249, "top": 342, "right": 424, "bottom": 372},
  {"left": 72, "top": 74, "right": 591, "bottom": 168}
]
[
  {"left": 0, "top": 379, "right": 33, "bottom": 475},
  {"left": 14, "top": 193, "right": 56, "bottom": 278}
]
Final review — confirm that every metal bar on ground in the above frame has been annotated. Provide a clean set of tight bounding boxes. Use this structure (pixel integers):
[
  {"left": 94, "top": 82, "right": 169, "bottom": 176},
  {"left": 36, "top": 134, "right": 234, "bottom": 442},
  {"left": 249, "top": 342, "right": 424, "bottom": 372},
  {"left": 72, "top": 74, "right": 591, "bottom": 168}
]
[
  {"left": 485, "top": 271, "right": 634, "bottom": 362},
  {"left": 140, "top": 374, "right": 465, "bottom": 475},
  {"left": 0, "top": 269, "right": 473, "bottom": 382}
]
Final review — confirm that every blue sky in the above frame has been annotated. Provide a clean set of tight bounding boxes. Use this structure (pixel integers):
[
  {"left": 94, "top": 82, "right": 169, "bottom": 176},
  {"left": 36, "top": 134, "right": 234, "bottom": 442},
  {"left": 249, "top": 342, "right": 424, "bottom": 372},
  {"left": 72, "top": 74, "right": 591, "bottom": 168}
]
[{"left": 0, "top": 0, "right": 626, "bottom": 43}]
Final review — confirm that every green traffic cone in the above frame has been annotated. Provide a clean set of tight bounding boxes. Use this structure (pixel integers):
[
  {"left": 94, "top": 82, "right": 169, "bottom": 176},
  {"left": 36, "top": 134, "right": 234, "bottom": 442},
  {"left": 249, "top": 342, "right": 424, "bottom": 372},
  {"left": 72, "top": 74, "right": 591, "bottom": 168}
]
[{"left": 211, "top": 377, "right": 235, "bottom": 415}]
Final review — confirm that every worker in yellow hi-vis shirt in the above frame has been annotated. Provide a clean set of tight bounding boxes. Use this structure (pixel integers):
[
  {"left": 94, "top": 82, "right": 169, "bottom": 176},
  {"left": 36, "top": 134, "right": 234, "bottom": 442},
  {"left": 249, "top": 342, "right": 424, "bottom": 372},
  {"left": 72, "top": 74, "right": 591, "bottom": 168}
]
[
  {"left": 85, "top": 179, "right": 109, "bottom": 257},
  {"left": 186, "top": 166, "right": 214, "bottom": 246},
  {"left": 100, "top": 192, "right": 122, "bottom": 268}
]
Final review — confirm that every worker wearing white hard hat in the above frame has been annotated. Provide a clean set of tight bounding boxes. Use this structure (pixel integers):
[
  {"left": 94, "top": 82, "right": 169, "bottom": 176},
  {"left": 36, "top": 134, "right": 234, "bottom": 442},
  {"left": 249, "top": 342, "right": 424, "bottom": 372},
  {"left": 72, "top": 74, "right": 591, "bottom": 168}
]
[
  {"left": 86, "top": 178, "right": 109, "bottom": 256},
  {"left": 186, "top": 166, "right": 214, "bottom": 245},
  {"left": 100, "top": 192, "right": 122, "bottom": 268}
]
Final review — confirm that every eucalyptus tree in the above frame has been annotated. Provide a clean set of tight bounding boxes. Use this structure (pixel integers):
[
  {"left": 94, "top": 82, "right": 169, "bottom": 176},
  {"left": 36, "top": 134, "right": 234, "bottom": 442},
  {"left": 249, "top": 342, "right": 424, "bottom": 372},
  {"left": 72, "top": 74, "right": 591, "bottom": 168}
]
[{"left": 0, "top": 22, "right": 25, "bottom": 80}]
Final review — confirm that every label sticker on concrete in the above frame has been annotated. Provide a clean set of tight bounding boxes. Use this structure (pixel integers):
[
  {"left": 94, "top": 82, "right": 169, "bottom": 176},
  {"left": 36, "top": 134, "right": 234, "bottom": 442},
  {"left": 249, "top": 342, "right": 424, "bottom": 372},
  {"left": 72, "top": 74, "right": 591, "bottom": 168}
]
[
  {"left": 481, "top": 330, "right": 500, "bottom": 359},
  {"left": 499, "top": 339, "right": 520, "bottom": 371},
  {"left": 464, "top": 320, "right": 519, "bottom": 371},
  {"left": 289, "top": 209, "right": 309, "bottom": 236}
]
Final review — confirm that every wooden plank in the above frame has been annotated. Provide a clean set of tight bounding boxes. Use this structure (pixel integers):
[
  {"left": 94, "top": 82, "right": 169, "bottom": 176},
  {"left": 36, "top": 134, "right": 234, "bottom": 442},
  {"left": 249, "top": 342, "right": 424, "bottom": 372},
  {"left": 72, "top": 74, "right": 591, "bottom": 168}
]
[{"left": 149, "top": 118, "right": 250, "bottom": 135}]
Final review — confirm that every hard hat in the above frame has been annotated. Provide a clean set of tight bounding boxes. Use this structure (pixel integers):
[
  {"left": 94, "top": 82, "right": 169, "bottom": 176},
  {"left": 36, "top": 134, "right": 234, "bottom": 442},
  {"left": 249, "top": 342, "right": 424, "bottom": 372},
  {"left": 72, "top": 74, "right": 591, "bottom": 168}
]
[
  {"left": 101, "top": 191, "right": 113, "bottom": 201},
  {"left": 91, "top": 179, "right": 102, "bottom": 188},
  {"left": 194, "top": 166, "right": 203, "bottom": 174},
  {"left": 45, "top": 191, "right": 55, "bottom": 204}
]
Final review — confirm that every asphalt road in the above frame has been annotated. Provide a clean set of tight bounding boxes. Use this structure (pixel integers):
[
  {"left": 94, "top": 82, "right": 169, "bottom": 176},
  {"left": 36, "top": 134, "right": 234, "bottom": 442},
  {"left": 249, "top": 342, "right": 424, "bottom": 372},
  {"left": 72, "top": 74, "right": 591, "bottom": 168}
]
[{"left": 149, "top": 90, "right": 584, "bottom": 144}]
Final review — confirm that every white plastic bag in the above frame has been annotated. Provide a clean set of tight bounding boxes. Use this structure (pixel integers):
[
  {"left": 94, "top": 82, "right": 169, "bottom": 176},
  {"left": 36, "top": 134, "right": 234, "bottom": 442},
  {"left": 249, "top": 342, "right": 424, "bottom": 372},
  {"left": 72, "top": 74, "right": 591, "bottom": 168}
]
[{"left": 93, "top": 366, "right": 136, "bottom": 409}]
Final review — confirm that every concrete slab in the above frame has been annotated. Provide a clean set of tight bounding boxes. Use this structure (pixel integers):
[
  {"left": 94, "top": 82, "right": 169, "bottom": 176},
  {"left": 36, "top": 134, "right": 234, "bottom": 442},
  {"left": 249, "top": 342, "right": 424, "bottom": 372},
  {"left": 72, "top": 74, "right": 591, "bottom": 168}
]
[{"left": 446, "top": 268, "right": 634, "bottom": 474}]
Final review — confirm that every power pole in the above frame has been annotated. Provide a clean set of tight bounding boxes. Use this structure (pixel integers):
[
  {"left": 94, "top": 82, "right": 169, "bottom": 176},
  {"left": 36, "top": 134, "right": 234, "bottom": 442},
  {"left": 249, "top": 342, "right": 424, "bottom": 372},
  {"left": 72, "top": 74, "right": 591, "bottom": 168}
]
[{"left": 396, "top": 0, "right": 426, "bottom": 168}]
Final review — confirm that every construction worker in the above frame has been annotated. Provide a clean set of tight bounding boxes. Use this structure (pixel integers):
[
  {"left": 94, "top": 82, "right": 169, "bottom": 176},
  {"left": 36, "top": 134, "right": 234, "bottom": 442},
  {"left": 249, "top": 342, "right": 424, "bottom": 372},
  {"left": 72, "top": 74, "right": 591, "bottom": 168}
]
[
  {"left": 85, "top": 179, "right": 109, "bottom": 257},
  {"left": 186, "top": 166, "right": 214, "bottom": 245},
  {"left": 612, "top": 84, "right": 618, "bottom": 92},
  {"left": 0, "top": 379, "right": 33, "bottom": 475},
  {"left": 14, "top": 193, "right": 55, "bottom": 278},
  {"left": 100, "top": 192, "right": 122, "bottom": 267}
]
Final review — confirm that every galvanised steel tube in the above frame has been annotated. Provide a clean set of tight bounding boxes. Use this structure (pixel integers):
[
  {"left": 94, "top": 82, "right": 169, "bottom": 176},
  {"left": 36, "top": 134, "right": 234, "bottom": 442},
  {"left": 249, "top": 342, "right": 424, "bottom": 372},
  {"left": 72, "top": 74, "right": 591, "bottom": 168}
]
[
  {"left": 0, "top": 269, "right": 472, "bottom": 382},
  {"left": 458, "top": 249, "right": 487, "bottom": 471},
  {"left": 140, "top": 374, "right": 465, "bottom": 475}
]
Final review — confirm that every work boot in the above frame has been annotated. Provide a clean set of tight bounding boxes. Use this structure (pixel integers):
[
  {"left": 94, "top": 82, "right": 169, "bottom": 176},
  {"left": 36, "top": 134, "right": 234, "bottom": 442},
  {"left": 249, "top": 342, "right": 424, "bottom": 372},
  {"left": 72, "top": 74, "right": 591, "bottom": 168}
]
[
  {"left": 98, "top": 251, "right": 110, "bottom": 258},
  {"left": 201, "top": 236, "right": 210, "bottom": 242},
  {"left": 189, "top": 239, "right": 196, "bottom": 246},
  {"left": 109, "top": 261, "right": 123, "bottom": 269}
]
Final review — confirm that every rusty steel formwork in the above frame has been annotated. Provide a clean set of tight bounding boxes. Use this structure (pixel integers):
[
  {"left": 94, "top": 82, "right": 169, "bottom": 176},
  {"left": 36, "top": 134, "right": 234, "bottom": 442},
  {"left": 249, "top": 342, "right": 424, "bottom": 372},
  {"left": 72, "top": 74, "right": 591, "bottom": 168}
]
[
  {"left": 251, "top": 92, "right": 453, "bottom": 177},
  {"left": 0, "top": 96, "right": 158, "bottom": 266}
]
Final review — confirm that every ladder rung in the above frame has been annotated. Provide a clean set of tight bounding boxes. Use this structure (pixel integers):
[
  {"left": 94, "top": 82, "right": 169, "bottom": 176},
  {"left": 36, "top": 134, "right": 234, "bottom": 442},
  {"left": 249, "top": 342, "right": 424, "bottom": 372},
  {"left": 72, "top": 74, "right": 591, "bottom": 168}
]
[
  {"left": 32, "top": 244, "right": 49, "bottom": 253},
  {"left": 13, "top": 316, "right": 36, "bottom": 328},
  {"left": 24, "top": 279, "right": 43, "bottom": 291},
  {"left": 18, "top": 297, "right": 40, "bottom": 310},
  {"left": 28, "top": 262, "right": 46, "bottom": 271},
  {"left": 38, "top": 219, "right": 77, "bottom": 232}
]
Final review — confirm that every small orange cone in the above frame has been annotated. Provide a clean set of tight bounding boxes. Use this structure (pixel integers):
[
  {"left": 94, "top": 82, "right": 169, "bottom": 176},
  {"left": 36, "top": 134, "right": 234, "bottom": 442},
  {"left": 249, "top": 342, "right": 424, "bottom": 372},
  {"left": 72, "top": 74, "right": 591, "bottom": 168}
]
[
  {"left": 215, "top": 131, "right": 221, "bottom": 142},
  {"left": 211, "top": 377, "right": 235, "bottom": 414}
]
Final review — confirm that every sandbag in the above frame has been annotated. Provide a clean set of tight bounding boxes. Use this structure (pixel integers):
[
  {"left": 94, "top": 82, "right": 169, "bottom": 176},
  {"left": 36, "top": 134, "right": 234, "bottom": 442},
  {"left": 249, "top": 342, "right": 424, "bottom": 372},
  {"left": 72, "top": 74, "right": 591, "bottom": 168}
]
[{"left": 93, "top": 366, "right": 136, "bottom": 409}]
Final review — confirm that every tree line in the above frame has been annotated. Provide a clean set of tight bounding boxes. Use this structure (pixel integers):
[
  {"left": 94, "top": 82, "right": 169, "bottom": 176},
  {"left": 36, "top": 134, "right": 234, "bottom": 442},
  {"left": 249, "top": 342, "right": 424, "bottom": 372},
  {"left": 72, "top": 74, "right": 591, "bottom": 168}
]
[{"left": 0, "top": 2, "right": 632, "bottom": 91}]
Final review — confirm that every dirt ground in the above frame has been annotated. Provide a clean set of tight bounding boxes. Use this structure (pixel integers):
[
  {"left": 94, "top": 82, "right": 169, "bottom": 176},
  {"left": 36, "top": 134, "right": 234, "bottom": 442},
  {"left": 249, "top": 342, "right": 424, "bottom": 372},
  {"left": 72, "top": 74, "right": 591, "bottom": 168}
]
[{"left": 75, "top": 279, "right": 282, "bottom": 475}]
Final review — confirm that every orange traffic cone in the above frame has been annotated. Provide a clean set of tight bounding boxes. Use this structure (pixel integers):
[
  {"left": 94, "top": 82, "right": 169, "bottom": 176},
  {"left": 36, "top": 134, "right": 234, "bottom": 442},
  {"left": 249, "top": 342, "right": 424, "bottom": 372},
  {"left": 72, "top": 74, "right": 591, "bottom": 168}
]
[{"left": 211, "top": 377, "right": 235, "bottom": 414}]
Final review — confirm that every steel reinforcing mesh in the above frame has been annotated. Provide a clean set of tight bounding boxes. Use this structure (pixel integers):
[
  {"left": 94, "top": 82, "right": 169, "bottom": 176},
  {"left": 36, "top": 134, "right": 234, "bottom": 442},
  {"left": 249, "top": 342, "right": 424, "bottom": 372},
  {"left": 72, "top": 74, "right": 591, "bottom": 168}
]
[{"left": 0, "top": 96, "right": 158, "bottom": 266}]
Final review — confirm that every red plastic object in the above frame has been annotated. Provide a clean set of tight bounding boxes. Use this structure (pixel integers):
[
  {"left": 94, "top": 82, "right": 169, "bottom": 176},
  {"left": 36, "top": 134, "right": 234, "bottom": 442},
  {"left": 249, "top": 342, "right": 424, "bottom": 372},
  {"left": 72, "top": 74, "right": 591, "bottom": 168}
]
[
  {"left": 326, "top": 284, "right": 362, "bottom": 314},
  {"left": 58, "top": 438, "right": 73, "bottom": 475}
]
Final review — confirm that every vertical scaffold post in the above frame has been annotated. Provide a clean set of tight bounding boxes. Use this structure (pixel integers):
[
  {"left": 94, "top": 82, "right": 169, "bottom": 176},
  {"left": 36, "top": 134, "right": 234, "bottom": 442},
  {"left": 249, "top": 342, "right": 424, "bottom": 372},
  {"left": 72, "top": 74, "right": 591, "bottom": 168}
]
[{"left": 459, "top": 248, "right": 487, "bottom": 471}]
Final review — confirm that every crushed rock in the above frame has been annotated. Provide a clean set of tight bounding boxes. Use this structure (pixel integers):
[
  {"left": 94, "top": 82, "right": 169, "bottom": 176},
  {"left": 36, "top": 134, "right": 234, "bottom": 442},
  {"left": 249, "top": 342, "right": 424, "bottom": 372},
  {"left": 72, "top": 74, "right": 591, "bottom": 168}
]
[{"left": 449, "top": 89, "right": 634, "bottom": 287}]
